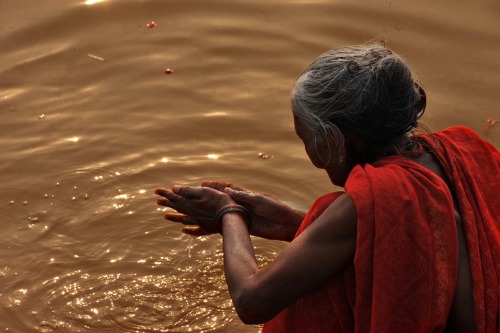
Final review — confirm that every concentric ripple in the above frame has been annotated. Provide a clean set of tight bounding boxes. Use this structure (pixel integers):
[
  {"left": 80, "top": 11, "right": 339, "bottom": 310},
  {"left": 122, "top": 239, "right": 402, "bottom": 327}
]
[{"left": 10, "top": 258, "right": 235, "bottom": 332}]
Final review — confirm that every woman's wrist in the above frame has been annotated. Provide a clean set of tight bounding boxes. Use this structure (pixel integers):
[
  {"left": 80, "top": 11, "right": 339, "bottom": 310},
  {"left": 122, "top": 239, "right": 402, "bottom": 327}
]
[{"left": 215, "top": 204, "right": 251, "bottom": 233}]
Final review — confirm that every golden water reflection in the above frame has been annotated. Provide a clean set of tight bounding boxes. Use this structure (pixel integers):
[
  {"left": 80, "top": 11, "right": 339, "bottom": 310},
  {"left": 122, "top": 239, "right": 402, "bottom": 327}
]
[
  {"left": 1, "top": 0, "right": 498, "bottom": 331},
  {"left": 84, "top": 0, "right": 106, "bottom": 5}
]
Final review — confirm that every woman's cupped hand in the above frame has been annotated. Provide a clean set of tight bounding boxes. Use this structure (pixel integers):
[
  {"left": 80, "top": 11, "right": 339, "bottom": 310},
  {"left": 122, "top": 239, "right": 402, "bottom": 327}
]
[{"left": 155, "top": 184, "right": 236, "bottom": 236}]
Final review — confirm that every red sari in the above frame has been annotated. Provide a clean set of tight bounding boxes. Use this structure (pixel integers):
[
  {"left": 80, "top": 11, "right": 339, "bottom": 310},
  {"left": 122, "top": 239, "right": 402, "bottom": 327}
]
[{"left": 262, "top": 126, "right": 500, "bottom": 332}]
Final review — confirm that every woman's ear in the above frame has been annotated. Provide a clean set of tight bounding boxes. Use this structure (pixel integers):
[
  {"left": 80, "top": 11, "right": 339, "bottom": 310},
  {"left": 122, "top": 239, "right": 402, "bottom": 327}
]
[
  {"left": 341, "top": 128, "right": 368, "bottom": 163},
  {"left": 314, "top": 124, "right": 346, "bottom": 167},
  {"left": 325, "top": 124, "right": 346, "bottom": 151}
]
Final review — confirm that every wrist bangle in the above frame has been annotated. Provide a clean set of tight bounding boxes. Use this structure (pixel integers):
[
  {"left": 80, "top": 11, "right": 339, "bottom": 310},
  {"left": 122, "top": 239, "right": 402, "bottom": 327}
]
[{"left": 215, "top": 204, "right": 251, "bottom": 233}]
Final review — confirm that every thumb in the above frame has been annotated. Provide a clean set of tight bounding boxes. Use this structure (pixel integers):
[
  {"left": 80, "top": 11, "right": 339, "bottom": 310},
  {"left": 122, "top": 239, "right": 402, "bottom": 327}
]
[
  {"left": 224, "top": 187, "right": 255, "bottom": 204},
  {"left": 182, "top": 226, "right": 213, "bottom": 236}
]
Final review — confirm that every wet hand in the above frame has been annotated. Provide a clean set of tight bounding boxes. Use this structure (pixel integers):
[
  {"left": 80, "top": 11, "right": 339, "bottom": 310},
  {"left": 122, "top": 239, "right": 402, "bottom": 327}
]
[
  {"left": 202, "top": 181, "right": 305, "bottom": 241},
  {"left": 155, "top": 185, "right": 236, "bottom": 236}
]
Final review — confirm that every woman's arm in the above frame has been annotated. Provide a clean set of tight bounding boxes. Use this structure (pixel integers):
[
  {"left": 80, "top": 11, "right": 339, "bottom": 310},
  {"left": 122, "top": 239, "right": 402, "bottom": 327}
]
[{"left": 220, "top": 193, "right": 357, "bottom": 324}]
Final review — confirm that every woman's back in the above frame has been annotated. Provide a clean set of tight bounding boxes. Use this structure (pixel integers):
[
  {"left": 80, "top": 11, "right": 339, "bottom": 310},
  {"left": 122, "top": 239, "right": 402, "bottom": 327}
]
[
  {"left": 408, "top": 140, "right": 474, "bottom": 332},
  {"left": 417, "top": 127, "right": 500, "bottom": 333}
]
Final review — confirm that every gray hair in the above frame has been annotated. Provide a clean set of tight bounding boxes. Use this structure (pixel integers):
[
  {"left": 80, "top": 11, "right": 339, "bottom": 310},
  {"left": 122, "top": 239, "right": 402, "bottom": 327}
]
[{"left": 291, "top": 42, "right": 426, "bottom": 163}]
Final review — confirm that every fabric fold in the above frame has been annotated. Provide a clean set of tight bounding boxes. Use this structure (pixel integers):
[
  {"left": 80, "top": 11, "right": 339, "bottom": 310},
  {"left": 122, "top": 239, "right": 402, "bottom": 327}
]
[{"left": 262, "top": 126, "right": 499, "bottom": 332}]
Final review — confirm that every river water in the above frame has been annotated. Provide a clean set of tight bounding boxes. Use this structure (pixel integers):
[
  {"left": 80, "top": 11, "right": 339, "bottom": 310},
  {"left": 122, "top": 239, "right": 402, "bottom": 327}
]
[{"left": 0, "top": 0, "right": 499, "bottom": 332}]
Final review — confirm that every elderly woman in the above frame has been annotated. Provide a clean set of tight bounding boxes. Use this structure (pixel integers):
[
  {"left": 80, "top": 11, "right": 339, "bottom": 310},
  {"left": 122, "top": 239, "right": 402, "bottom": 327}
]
[{"left": 156, "top": 43, "right": 499, "bottom": 332}]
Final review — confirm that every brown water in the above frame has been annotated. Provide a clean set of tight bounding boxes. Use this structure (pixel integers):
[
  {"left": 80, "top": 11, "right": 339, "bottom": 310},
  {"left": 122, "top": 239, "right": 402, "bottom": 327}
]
[{"left": 1, "top": 0, "right": 499, "bottom": 332}]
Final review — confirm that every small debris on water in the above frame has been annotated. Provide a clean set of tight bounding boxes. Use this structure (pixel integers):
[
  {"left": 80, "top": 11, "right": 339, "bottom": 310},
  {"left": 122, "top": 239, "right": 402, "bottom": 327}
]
[
  {"left": 84, "top": 194, "right": 89, "bottom": 200},
  {"left": 88, "top": 54, "right": 105, "bottom": 62},
  {"left": 43, "top": 194, "right": 48, "bottom": 199},
  {"left": 9, "top": 201, "right": 14, "bottom": 205},
  {"left": 165, "top": 68, "right": 174, "bottom": 74},
  {"left": 147, "top": 21, "right": 157, "bottom": 28},
  {"left": 28, "top": 216, "right": 38, "bottom": 222},
  {"left": 486, "top": 118, "right": 498, "bottom": 127},
  {"left": 56, "top": 182, "right": 60, "bottom": 186},
  {"left": 38, "top": 114, "right": 45, "bottom": 119},
  {"left": 258, "top": 152, "right": 272, "bottom": 159},
  {"left": 22, "top": 201, "right": 28, "bottom": 205}
]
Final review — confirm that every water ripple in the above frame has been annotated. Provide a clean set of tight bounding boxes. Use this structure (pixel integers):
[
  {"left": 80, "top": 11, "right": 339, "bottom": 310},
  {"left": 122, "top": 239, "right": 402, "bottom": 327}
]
[{"left": 8, "top": 254, "right": 236, "bottom": 332}]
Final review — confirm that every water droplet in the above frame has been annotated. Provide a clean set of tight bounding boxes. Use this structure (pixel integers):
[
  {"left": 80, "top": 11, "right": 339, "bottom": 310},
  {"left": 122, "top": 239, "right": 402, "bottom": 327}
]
[
  {"left": 8, "top": 201, "right": 14, "bottom": 205},
  {"left": 43, "top": 194, "right": 48, "bottom": 198},
  {"left": 22, "top": 201, "right": 28, "bottom": 205},
  {"left": 56, "top": 182, "right": 60, "bottom": 186},
  {"left": 71, "top": 197, "right": 76, "bottom": 201}
]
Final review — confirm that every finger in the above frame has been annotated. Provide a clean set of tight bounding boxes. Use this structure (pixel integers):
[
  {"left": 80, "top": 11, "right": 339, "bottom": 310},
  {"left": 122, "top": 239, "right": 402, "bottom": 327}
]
[
  {"left": 224, "top": 187, "right": 255, "bottom": 203},
  {"left": 155, "top": 188, "right": 169, "bottom": 197},
  {"left": 164, "top": 212, "right": 187, "bottom": 222},
  {"left": 172, "top": 185, "right": 204, "bottom": 199},
  {"left": 201, "top": 181, "right": 232, "bottom": 191},
  {"left": 164, "top": 213, "right": 198, "bottom": 225},
  {"left": 157, "top": 198, "right": 191, "bottom": 214},
  {"left": 155, "top": 188, "right": 184, "bottom": 202},
  {"left": 165, "top": 213, "right": 214, "bottom": 225},
  {"left": 226, "top": 185, "right": 247, "bottom": 192},
  {"left": 157, "top": 188, "right": 203, "bottom": 215},
  {"left": 202, "top": 181, "right": 247, "bottom": 192},
  {"left": 182, "top": 226, "right": 213, "bottom": 236},
  {"left": 157, "top": 198, "right": 175, "bottom": 208}
]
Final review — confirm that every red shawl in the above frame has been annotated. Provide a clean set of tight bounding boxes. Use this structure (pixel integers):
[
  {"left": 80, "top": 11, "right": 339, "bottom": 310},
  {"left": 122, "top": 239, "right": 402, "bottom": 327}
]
[{"left": 262, "top": 126, "right": 499, "bottom": 332}]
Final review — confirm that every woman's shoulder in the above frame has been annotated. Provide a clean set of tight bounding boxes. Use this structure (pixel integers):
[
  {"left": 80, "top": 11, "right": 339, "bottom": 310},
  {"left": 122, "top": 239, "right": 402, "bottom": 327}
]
[
  {"left": 427, "top": 126, "right": 498, "bottom": 156},
  {"left": 420, "top": 125, "right": 495, "bottom": 147},
  {"left": 433, "top": 126, "right": 482, "bottom": 141}
]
